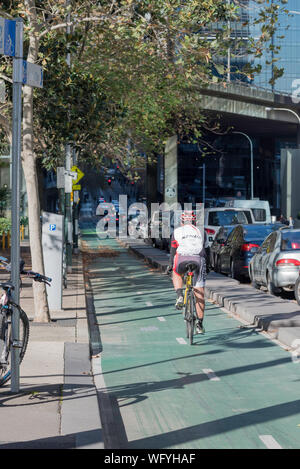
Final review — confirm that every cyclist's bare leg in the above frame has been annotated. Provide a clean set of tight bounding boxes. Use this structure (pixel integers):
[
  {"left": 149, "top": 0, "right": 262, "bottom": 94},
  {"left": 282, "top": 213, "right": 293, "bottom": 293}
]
[
  {"left": 194, "top": 287, "right": 205, "bottom": 320},
  {"left": 172, "top": 271, "right": 183, "bottom": 290}
]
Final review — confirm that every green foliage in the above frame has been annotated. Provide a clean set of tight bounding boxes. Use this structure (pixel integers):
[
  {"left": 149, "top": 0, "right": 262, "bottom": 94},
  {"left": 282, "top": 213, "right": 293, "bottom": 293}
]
[
  {"left": 0, "top": 0, "right": 292, "bottom": 172},
  {"left": 0, "top": 186, "right": 10, "bottom": 214},
  {"left": 0, "top": 217, "right": 11, "bottom": 235},
  {"left": 20, "top": 216, "right": 29, "bottom": 226}
]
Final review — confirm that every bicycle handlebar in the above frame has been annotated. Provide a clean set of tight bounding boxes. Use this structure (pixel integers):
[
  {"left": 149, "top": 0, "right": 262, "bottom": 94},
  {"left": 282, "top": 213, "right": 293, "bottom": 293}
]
[
  {"left": 24, "top": 271, "right": 52, "bottom": 285},
  {"left": 0, "top": 257, "right": 52, "bottom": 285}
]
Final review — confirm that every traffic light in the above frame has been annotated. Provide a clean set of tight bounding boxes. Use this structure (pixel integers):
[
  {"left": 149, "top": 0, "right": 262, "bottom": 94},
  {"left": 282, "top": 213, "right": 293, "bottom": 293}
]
[{"left": 108, "top": 178, "right": 112, "bottom": 185}]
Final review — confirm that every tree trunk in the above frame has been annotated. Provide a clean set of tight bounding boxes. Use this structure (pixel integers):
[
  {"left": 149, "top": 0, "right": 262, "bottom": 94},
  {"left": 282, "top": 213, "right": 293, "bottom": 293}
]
[
  {"left": 22, "top": 0, "right": 50, "bottom": 322},
  {"left": 22, "top": 84, "right": 50, "bottom": 322}
]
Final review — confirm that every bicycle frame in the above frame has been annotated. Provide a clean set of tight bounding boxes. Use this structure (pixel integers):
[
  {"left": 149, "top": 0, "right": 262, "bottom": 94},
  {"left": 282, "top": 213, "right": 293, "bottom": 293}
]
[
  {"left": 0, "top": 290, "right": 11, "bottom": 366},
  {"left": 183, "top": 272, "right": 194, "bottom": 307}
]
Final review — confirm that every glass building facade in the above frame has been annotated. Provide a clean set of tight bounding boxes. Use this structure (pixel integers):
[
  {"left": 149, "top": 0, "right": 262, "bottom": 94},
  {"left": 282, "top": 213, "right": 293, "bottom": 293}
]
[
  {"left": 175, "top": 1, "right": 300, "bottom": 215},
  {"left": 232, "top": 0, "right": 300, "bottom": 93}
]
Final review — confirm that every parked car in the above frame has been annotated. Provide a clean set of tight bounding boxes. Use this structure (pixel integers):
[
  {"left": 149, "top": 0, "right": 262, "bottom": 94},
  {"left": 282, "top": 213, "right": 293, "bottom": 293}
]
[
  {"left": 204, "top": 208, "right": 251, "bottom": 246},
  {"left": 249, "top": 227, "right": 300, "bottom": 295},
  {"left": 210, "top": 225, "right": 234, "bottom": 272},
  {"left": 218, "top": 224, "right": 282, "bottom": 280},
  {"left": 96, "top": 202, "right": 116, "bottom": 217},
  {"left": 128, "top": 213, "right": 148, "bottom": 238}
]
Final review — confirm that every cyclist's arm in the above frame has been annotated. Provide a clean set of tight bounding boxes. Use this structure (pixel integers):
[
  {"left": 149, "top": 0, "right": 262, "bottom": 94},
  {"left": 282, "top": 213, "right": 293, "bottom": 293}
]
[{"left": 169, "top": 234, "right": 178, "bottom": 269}]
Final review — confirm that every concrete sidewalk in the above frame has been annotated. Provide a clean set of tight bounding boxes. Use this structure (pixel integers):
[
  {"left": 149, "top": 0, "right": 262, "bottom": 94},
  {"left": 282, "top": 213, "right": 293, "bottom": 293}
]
[
  {"left": 121, "top": 238, "right": 300, "bottom": 352},
  {"left": 0, "top": 247, "right": 103, "bottom": 449}
]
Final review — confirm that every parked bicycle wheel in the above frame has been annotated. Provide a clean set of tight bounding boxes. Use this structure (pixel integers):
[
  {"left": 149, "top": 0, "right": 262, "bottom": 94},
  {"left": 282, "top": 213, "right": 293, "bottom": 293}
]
[{"left": 0, "top": 306, "right": 30, "bottom": 387}]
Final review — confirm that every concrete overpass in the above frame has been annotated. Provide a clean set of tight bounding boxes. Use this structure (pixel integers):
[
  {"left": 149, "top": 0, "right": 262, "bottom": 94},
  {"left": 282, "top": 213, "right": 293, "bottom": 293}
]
[{"left": 160, "top": 82, "right": 300, "bottom": 222}]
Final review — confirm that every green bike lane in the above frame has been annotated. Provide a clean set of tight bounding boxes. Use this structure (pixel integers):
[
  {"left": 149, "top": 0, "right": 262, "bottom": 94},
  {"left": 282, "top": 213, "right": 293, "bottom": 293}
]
[{"left": 82, "top": 226, "right": 300, "bottom": 449}]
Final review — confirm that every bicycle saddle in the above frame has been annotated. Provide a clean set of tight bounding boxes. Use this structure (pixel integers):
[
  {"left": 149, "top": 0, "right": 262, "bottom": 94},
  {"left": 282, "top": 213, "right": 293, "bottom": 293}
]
[
  {"left": 185, "top": 263, "right": 199, "bottom": 272},
  {"left": 0, "top": 281, "right": 15, "bottom": 290}
]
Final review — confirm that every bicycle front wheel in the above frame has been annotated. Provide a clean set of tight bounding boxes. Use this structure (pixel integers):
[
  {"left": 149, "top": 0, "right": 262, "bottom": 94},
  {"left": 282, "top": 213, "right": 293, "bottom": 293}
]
[
  {"left": 185, "top": 292, "right": 195, "bottom": 345},
  {"left": 0, "top": 306, "right": 30, "bottom": 387}
]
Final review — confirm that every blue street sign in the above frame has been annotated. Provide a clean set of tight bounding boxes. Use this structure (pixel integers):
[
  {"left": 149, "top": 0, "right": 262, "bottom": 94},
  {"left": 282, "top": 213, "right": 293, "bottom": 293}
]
[
  {"left": 0, "top": 17, "right": 16, "bottom": 57},
  {"left": 49, "top": 224, "right": 57, "bottom": 232}
]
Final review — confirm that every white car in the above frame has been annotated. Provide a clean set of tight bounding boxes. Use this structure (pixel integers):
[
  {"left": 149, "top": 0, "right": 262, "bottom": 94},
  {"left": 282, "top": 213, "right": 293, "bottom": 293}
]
[{"left": 204, "top": 207, "right": 252, "bottom": 245}]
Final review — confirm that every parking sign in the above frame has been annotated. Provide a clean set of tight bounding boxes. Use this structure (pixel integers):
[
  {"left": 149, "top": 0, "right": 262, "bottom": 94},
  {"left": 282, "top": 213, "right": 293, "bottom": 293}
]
[{"left": 0, "top": 17, "right": 16, "bottom": 57}]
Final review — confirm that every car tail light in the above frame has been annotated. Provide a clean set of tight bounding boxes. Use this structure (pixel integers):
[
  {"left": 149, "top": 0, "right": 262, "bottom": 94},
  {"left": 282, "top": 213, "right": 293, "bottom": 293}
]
[
  {"left": 276, "top": 258, "right": 300, "bottom": 266},
  {"left": 241, "top": 243, "right": 260, "bottom": 252},
  {"left": 205, "top": 228, "right": 215, "bottom": 235}
]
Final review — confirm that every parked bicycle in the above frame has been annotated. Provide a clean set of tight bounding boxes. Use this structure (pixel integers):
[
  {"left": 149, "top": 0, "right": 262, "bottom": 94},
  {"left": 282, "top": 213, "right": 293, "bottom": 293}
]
[{"left": 0, "top": 256, "right": 51, "bottom": 386}]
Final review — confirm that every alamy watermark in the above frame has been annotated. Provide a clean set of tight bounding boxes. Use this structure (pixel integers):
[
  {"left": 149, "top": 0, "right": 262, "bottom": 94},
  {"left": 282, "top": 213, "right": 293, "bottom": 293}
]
[{"left": 95, "top": 195, "right": 204, "bottom": 240}]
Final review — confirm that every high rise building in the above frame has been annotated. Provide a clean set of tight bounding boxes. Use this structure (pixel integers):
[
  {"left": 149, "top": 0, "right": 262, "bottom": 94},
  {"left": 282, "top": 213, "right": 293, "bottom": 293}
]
[{"left": 228, "top": 1, "right": 300, "bottom": 93}]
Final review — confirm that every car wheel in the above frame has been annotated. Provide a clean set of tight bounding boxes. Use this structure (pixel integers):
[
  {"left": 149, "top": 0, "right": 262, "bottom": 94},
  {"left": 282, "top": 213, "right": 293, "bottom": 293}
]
[
  {"left": 267, "top": 272, "right": 279, "bottom": 296},
  {"left": 229, "top": 259, "right": 239, "bottom": 280},
  {"left": 294, "top": 276, "right": 300, "bottom": 305},
  {"left": 249, "top": 266, "right": 260, "bottom": 290}
]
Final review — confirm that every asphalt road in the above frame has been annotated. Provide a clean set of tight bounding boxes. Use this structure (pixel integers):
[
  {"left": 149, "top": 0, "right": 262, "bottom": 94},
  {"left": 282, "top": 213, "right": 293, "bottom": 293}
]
[{"left": 81, "top": 222, "right": 300, "bottom": 449}]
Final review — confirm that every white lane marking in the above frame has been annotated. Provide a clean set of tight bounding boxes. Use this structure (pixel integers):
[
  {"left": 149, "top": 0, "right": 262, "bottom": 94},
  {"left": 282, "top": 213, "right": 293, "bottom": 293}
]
[
  {"left": 202, "top": 369, "right": 220, "bottom": 381},
  {"left": 157, "top": 317, "right": 166, "bottom": 322},
  {"left": 146, "top": 301, "right": 153, "bottom": 307},
  {"left": 140, "top": 326, "right": 159, "bottom": 332},
  {"left": 259, "top": 435, "right": 282, "bottom": 449},
  {"left": 137, "top": 291, "right": 143, "bottom": 295},
  {"left": 176, "top": 337, "right": 187, "bottom": 345}
]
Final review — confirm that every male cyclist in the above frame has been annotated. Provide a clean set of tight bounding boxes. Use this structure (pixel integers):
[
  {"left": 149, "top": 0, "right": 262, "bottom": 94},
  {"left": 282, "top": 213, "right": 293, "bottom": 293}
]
[{"left": 168, "top": 210, "right": 209, "bottom": 334}]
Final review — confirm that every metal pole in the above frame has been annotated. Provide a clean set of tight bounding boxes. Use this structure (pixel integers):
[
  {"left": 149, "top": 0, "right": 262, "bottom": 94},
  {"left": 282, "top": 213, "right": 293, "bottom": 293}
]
[
  {"left": 227, "top": 0, "right": 231, "bottom": 83},
  {"left": 65, "top": 1, "right": 72, "bottom": 271},
  {"left": 72, "top": 148, "right": 79, "bottom": 253},
  {"left": 11, "top": 18, "right": 23, "bottom": 393},
  {"left": 232, "top": 131, "right": 254, "bottom": 199},
  {"left": 266, "top": 107, "right": 300, "bottom": 149},
  {"left": 65, "top": 143, "right": 72, "bottom": 271},
  {"left": 202, "top": 164, "right": 206, "bottom": 204}
]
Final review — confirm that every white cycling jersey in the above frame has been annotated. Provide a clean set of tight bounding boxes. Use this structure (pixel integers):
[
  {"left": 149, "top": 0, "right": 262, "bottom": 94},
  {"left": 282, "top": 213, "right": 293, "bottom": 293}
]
[{"left": 172, "top": 224, "right": 207, "bottom": 256}]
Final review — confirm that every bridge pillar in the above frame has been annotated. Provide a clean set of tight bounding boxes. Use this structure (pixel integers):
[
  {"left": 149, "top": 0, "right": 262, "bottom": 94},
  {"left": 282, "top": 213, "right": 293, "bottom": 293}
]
[
  {"left": 164, "top": 135, "right": 178, "bottom": 206},
  {"left": 281, "top": 149, "right": 300, "bottom": 227}
]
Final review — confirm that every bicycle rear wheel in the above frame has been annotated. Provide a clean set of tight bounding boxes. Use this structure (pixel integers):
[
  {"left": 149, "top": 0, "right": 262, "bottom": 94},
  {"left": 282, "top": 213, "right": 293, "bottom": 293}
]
[{"left": 0, "top": 306, "right": 30, "bottom": 387}]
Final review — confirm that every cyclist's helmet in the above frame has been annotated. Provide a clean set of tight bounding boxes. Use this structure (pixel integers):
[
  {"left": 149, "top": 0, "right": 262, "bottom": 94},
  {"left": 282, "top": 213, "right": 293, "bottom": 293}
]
[{"left": 180, "top": 210, "right": 196, "bottom": 225}]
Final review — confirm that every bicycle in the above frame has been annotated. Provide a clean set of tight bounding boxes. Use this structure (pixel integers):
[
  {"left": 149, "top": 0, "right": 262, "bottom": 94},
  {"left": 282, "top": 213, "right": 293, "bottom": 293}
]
[
  {"left": 0, "top": 256, "right": 52, "bottom": 387},
  {"left": 182, "top": 262, "right": 200, "bottom": 345}
]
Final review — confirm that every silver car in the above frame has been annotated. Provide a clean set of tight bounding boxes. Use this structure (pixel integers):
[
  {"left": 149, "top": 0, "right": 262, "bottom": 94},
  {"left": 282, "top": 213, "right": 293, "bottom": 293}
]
[{"left": 249, "top": 228, "right": 300, "bottom": 295}]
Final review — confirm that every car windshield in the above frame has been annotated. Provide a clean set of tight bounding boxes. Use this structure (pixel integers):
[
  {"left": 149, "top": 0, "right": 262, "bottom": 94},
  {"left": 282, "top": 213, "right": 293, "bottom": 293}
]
[
  {"left": 208, "top": 210, "right": 248, "bottom": 226},
  {"left": 281, "top": 231, "right": 300, "bottom": 251}
]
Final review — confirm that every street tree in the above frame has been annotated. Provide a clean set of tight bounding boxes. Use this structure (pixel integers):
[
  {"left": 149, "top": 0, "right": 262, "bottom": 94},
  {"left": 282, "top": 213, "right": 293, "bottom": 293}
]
[{"left": 0, "top": 0, "right": 289, "bottom": 321}]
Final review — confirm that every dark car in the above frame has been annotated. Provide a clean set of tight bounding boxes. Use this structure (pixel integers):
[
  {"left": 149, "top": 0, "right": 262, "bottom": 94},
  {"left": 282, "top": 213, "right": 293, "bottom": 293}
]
[
  {"left": 218, "top": 224, "right": 283, "bottom": 280},
  {"left": 210, "top": 225, "right": 234, "bottom": 272}
]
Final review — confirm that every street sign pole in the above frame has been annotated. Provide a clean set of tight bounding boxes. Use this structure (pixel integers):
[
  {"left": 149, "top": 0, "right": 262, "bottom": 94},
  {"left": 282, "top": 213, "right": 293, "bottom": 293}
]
[
  {"left": 10, "top": 18, "right": 23, "bottom": 393},
  {"left": 65, "top": 2, "right": 73, "bottom": 272},
  {"left": 65, "top": 144, "right": 73, "bottom": 272}
]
